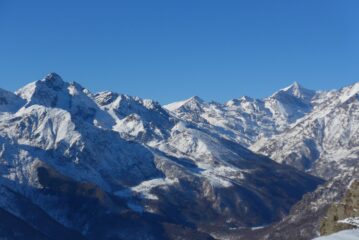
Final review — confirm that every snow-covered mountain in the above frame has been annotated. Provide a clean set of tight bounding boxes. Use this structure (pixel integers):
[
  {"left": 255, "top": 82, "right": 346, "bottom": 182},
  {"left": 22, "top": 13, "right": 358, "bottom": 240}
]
[
  {"left": 252, "top": 82, "right": 359, "bottom": 179},
  {"left": 2, "top": 73, "right": 359, "bottom": 239},
  {"left": 164, "top": 82, "right": 316, "bottom": 147},
  {"left": 163, "top": 80, "right": 359, "bottom": 239},
  {"left": 0, "top": 73, "right": 323, "bottom": 239},
  {"left": 165, "top": 80, "right": 359, "bottom": 181}
]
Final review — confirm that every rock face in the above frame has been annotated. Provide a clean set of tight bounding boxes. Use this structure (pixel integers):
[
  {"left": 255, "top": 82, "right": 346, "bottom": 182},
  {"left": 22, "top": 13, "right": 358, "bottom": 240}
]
[
  {"left": 0, "top": 73, "right": 323, "bottom": 239},
  {"left": 320, "top": 180, "right": 359, "bottom": 236}
]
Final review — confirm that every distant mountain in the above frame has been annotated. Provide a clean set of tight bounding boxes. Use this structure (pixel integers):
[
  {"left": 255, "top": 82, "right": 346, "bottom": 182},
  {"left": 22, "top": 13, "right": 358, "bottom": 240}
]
[
  {"left": 0, "top": 73, "right": 322, "bottom": 239},
  {"left": 252, "top": 82, "right": 359, "bottom": 179},
  {"left": 165, "top": 80, "right": 359, "bottom": 181},
  {"left": 264, "top": 81, "right": 316, "bottom": 126},
  {"left": 164, "top": 82, "right": 316, "bottom": 147}
]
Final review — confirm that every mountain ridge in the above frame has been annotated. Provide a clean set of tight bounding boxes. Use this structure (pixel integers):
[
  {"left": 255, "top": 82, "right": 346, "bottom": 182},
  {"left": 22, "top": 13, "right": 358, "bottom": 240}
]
[{"left": 0, "top": 73, "right": 325, "bottom": 239}]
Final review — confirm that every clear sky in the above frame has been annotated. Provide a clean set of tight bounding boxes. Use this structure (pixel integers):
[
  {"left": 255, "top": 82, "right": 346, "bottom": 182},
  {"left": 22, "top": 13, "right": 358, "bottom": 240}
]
[{"left": 1, "top": 0, "right": 358, "bottom": 104}]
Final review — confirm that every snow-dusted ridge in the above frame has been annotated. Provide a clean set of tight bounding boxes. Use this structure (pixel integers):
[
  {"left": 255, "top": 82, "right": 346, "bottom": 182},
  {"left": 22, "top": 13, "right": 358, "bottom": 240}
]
[{"left": 164, "top": 81, "right": 319, "bottom": 147}]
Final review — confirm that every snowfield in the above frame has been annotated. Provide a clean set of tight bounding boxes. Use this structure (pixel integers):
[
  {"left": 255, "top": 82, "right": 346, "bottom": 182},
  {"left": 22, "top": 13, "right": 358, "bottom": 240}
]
[{"left": 313, "top": 230, "right": 359, "bottom": 240}]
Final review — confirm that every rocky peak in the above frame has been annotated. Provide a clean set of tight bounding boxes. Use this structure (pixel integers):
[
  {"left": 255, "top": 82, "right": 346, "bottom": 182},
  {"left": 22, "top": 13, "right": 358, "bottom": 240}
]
[
  {"left": 41, "top": 72, "right": 65, "bottom": 90},
  {"left": 93, "top": 91, "right": 120, "bottom": 106},
  {"left": 271, "top": 81, "right": 316, "bottom": 103},
  {"left": 164, "top": 96, "right": 204, "bottom": 112},
  {"left": 16, "top": 73, "right": 69, "bottom": 105},
  {"left": 337, "top": 81, "right": 359, "bottom": 104}
]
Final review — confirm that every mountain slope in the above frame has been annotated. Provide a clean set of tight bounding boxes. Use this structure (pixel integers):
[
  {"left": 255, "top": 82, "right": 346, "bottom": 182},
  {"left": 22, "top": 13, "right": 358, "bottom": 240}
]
[
  {"left": 252, "top": 82, "right": 359, "bottom": 179},
  {"left": 163, "top": 80, "right": 359, "bottom": 239},
  {"left": 234, "top": 167, "right": 359, "bottom": 240},
  {"left": 164, "top": 82, "right": 317, "bottom": 147},
  {"left": 0, "top": 73, "right": 323, "bottom": 239}
]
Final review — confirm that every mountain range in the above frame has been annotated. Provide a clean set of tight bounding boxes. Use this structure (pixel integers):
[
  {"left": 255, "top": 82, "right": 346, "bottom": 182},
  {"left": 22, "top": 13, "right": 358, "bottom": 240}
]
[{"left": 0, "top": 73, "right": 358, "bottom": 239}]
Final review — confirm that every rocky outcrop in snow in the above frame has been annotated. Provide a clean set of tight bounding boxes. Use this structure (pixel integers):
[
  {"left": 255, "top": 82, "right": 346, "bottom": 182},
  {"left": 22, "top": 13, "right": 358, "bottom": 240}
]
[{"left": 320, "top": 180, "right": 359, "bottom": 236}]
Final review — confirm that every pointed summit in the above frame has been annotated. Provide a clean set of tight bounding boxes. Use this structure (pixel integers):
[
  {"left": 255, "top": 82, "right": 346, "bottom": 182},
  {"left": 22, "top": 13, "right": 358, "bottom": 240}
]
[
  {"left": 44, "top": 72, "right": 63, "bottom": 81},
  {"left": 281, "top": 81, "right": 302, "bottom": 92},
  {"left": 271, "top": 81, "right": 316, "bottom": 102},
  {"left": 164, "top": 96, "right": 204, "bottom": 111},
  {"left": 188, "top": 96, "right": 204, "bottom": 103},
  {"left": 292, "top": 81, "right": 300, "bottom": 88},
  {"left": 41, "top": 72, "right": 65, "bottom": 90},
  {"left": 337, "top": 81, "right": 359, "bottom": 103},
  {"left": 15, "top": 72, "right": 75, "bottom": 110}
]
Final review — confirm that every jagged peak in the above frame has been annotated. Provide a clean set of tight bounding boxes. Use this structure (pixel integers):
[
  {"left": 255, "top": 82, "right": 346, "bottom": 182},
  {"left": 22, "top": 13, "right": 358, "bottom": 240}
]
[
  {"left": 239, "top": 96, "right": 254, "bottom": 102},
  {"left": 94, "top": 91, "right": 120, "bottom": 106},
  {"left": 16, "top": 73, "right": 69, "bottom": 103},
  {"left": 188, "top": 96, "right": 204, "bottom": 103},
  {"left": 43, "top": 72, "right": 63, "bottom": 81},
  {"left": 281, "top": 81, "right": 305, "bottom": 93},
  {"left": 70, "top": 81, "right": 86, "bottom": 91},
  {"left": 225, "top": 96, "right": 262, "bottom": 108},
  {"left": 41, "top": 72, "right": 66, "bottom": 90},
  {"left": 270, "top": 81, "right": 316, "bottom": 102},
  {"left": 286, "top": 81, "right": 300, "bottom": 89},
  {"left": 337, "top": 81, "right": 359, "bottom": 104},
  {"left": 163, "top": 96, "right": 204, "bottom": 111},
  {"left": 16, "top": 73, "right": 89, "bottom": 105}
]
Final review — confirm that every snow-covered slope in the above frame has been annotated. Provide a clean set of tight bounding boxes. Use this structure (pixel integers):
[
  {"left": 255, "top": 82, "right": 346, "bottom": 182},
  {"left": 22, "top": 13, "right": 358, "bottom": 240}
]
[
  {"left": 265, "top": 81, "right": 316, "bottom": 127},
  {"left": 313, "top": 230, "right": 359, "bottom": 240},
  {"left": 164, "top": 82, "right": 317, "bottom": 147},
  {"left": 252, "top": 82, "right": 359, "bottom": 179},
  {"left": 0, "top": 73, "right": 323, "bottom": 239},
  {"left": 0, "top": 88, "right": 25, "bottom": 113}
]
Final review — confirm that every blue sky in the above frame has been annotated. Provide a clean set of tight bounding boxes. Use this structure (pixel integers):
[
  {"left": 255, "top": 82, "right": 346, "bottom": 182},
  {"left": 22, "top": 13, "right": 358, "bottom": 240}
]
[{"left": 0, "top": 0, "right": 358, "bottom": 104}]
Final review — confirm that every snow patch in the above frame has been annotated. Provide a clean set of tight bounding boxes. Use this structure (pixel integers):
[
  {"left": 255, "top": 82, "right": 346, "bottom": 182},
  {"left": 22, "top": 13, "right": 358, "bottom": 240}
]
[
  {"left": 313, "top": 229, "right": 359, "bottom": 240},
  {"left": 338, "top": 217, "right": 359, "bottom": 227},
  {"left": 116, "top": 178, "right": 178, "bottom": 200}
]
